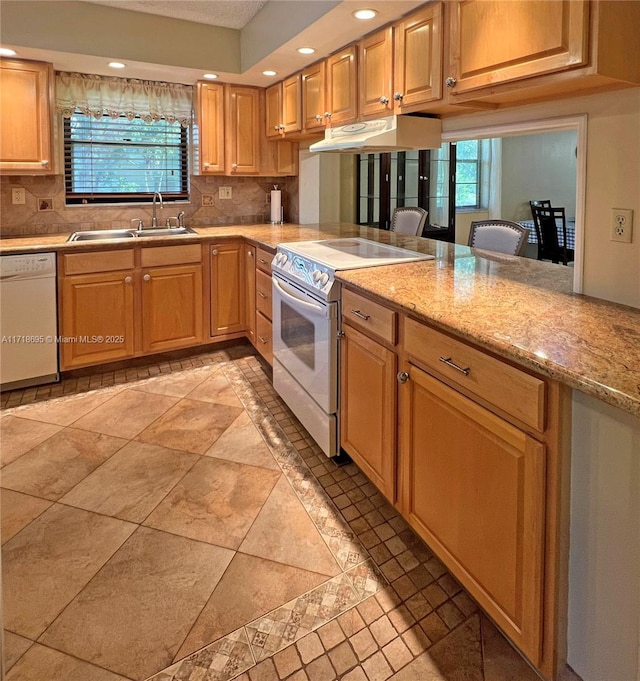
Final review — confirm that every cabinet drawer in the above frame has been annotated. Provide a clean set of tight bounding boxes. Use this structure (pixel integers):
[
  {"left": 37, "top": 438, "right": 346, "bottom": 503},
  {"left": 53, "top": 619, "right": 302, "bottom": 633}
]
[
  {"left": 256, "top": 312, "right": 273, "bottom": 364},
  {"left": 256, "top": 269, "right": 272, "bottom": 320},
  {"left": 63, "top": 249, "right": 134, "bottom": 275},
  {"left": 256, "top": 247, "right": 274, "bottom": 274},
  {"left": 342, "top": 288, "right": 397, "bottom": 346},
  {"left": 404, "top": 317, "right": 545, "bottom": 432},
  {"left": 140, "top": 244, "right": 201, "bottom": 267}
]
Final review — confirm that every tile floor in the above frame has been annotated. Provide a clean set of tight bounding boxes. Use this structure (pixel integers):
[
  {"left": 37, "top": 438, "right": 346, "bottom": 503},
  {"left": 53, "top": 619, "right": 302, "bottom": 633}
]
[{"left": 1, "top": 342, "right": 581, "bottom": 681}]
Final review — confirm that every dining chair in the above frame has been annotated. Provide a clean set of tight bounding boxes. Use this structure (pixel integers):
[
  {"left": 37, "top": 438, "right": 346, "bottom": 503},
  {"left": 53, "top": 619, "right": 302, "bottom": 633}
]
[
  {"left": 468, "top": 220, "right": 529, "bottom": 256},
  {"left": 530, "top": 205, "right": 574, "bottom": 265},
  {"left": 391, "top": 206, "right": 428, "bottom": 236}
]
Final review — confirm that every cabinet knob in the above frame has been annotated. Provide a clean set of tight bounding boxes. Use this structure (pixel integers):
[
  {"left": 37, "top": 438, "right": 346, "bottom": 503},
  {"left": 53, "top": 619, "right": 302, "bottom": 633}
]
[
  {"left": 203, "top": 162, "right": 210, "bottom": 169},
  {"left": 379, "top": 96, "right": 390, "bottom": 105},
  {"left": 397, "top": 371, "right": 410, "bottom": 384},
  {"left": 274, "top": 125, "right": 281, "bottom": 131},
  {"left": 279, "top": 124, "right": 286, "bottom": 131},
  {"left": 211, "top": 248, "right": 218, "bottom": 255},
  {"left": 41, "top": 160, "right": 49, "bottom": 168},
  {"left": 393, "top": 92, "right": 404, "bottom": 102},
  {"left": 231, "top": 163, "right": 238, "bottom": 170},
  {"left": 124, "top": 276, "right": 132, "bottom": 284},
  {"left": 324, "top": 112, "right": 332, "bottom": 119},
  {"left": 314, "top": 114, "right": 323, "bottom": 122},
  {"left": 445, "top": 76, "right": 457, "bottom": 88},
  {"left": 143, "top": 274, "right": 151, "bottom": 281},
  {"left": 247, "top": 251, "right": 254, "bottom": 257}
]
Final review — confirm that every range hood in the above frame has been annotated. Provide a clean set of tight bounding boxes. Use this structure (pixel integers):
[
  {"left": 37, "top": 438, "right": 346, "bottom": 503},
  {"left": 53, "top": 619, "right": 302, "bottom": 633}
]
[{"left": 309, "top": 115, "right": 442, "bottom": 153}]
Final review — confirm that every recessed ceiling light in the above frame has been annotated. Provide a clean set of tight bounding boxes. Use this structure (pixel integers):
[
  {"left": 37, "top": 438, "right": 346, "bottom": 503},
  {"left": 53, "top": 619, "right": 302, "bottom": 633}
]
[
  {"left": 353, "top": 8, "right": 378, "bottom": 20},
  {"left": 203, "top": 73, "right": 218, "bottom": 80},
  {"left": 263, "top": 70, "right": 277, "bottom": 77},
  {"left": 0, "top": 48, "right": 17, "bottom": 57},
  {"left": 108, "top": 62, "right": 126, "bottom": 69},
  {"left": 297, "top": 47, "right": 315, "bottom": 55}
]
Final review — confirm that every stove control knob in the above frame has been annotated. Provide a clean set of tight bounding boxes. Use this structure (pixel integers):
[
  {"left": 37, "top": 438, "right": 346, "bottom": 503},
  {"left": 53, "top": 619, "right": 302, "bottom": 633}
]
[
  {"left": 319, "top": 273, "right": 330, "bottom": 286},
  {"left": 312, "top": 270, "right": 322, "bottom": 283}
]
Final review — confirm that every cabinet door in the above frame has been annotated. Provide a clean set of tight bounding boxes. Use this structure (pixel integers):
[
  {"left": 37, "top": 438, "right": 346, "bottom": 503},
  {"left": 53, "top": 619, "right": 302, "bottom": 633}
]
[
  {"left": 227, "top": 86, "right": 260, "bottom": 174},
  {"left": 210, "top": 241, "right": 245, "bottom": 336},
  {"left": 340, "top": 324, "right": 397, "bottom": 502},
  {"left": 447, "top": 0, "right": 588, "bottom": 97},
  {"left": 265, "top": 83, "right": 282, "bottom": 139},
  {"left": 394, "top": 3, "right": 443, "bottom": 111},
  {"left": 141, "top": 264, "right": 203, "bottom": 354},
  {"left": 60, "top": 271, "right": 135, "bottom": 369},
  {"left": 197, "top": 82, "right": 225, "bottom": 174},
  {"left": 301, "top": 61, "right": 326, "bottom": 133},
  {"left": 399, "top": 364, "right": 545, "bottom": 664},
  {"left": 326, "top": 45, "right": 358, "bottom": 126},
  {"left": 359, "top": 27, "right": 393, "bottom": 119},
  {"left": 282, "top": 74, "right": 302, "bottom": 134},
  {"left": 245, "top": 243, "right": 256, "bottom": 343},
  {"left": 0, "top": 59, "right": 53, "bottom": 174}
]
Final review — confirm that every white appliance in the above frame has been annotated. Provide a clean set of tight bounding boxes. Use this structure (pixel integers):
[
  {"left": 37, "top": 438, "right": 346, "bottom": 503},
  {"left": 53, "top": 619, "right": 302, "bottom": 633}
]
[
  {"left": 272, "top": 238, "right": 433, "bottom": 457},
  {"left": 0, "top": 252, "right": 59, "bottom": 389},
  {"left": 309, "top": 115, "right": 442, "bottom": 153}
]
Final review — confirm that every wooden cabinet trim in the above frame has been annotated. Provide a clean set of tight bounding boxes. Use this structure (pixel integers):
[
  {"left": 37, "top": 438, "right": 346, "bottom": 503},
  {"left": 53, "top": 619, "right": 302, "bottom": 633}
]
[
  {"left": 140, "top": 244, "right": 202, "bottom": 268},
  {"left": 63, "top": 249, "right": 135, "bottom": 275}
]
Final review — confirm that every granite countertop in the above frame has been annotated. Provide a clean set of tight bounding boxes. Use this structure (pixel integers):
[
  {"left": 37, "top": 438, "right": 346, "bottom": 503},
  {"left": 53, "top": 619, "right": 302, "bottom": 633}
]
[{"left": 2, "top": 223, "right": 639, "bottom": 417}]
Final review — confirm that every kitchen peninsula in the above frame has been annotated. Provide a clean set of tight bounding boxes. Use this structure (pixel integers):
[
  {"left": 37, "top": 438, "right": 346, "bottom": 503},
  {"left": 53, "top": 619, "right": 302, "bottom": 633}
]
[{"left": 1, "top": 222, "right": 639, "bottom": 681}]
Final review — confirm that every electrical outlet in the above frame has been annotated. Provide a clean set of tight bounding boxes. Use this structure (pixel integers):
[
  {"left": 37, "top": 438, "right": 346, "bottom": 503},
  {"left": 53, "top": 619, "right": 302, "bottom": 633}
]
[
  {"left": 12, "top": 188, "right": 25, "bottom": 205},
  {"left": 219, "top": 187, "right": 232, "bottom": 200},
  {"left": 611, "top": 208, "right": 634, "bottom": 243}
]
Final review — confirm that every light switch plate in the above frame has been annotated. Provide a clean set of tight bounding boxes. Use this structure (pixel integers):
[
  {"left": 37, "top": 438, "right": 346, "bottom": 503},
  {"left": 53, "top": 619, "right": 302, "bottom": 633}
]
[
  {"left": 219, "top": 187, "right": 232, "bottom": 200},
  {"left": 12, "top": 188, "right": 26, "bottom": 204}
]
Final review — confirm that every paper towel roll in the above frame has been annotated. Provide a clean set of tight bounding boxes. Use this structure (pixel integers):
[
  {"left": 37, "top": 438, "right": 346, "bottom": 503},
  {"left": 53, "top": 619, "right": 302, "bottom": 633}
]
[{"left": 270, "top": 190, "right": 282, "bottom": 223}]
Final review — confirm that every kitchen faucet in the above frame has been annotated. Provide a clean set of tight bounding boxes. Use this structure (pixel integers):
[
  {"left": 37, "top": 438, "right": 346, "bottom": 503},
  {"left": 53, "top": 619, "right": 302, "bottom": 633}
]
[{"left": 151, "top": 192, "right": 163, "bottom": 227}]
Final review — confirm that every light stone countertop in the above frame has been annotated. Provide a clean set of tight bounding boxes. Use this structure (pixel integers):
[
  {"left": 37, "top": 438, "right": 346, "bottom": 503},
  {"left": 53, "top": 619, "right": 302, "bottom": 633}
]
[{"left": 1, "top": 223, "right": 639, "bottom": 417}]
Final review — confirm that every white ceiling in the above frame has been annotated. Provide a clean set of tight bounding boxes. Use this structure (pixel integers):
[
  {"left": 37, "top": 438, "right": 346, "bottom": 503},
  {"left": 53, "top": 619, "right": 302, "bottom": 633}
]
[
  {"left": 82, "top": 0, "right": 268, "bottom": 29},
  {"left": 1, "top": 0, "right": 426, "bottom": 86}
]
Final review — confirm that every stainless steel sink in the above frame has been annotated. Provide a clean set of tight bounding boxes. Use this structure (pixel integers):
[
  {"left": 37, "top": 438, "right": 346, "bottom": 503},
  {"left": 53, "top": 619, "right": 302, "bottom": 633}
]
[
  {"left": 67, "top": 226, "right": 197, "bottom": 242},
  {"left": 134, "top": 227, "right": 197, "bottom": 237},
  {"left": 68, "top": 229, "right": 137, "bottom": 242}
]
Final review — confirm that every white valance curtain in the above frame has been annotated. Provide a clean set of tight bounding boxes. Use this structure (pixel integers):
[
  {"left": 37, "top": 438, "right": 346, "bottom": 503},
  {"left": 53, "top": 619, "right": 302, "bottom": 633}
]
[{"left": 55, "top": 72, "right": 193, "bottom": 127}]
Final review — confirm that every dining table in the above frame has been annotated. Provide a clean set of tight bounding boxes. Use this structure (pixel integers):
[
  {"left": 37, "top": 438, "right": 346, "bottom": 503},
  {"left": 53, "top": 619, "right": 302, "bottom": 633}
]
[{"left": 518, "top": 218, "right": 576, "bottom": 250}]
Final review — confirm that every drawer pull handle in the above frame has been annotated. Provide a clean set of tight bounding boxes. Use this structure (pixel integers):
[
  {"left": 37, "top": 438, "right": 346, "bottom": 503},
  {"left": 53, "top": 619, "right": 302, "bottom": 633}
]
[
  {"left": 259, "top": 258, "right": 268, "bottom": 264},
  {"left": 397, "top": 371, "right": 410, "bottom": 384},
  {"left": 439, "top": 356, "right": 470, "bottom": 376},
  {"left": 258, "top": 292, "right": 267, "bottom": 298},
  {"left": 351, "top": 309, "right": 370, "bottom": 321},
  {"left": 258, "top": 336, "right": 269, "bottom": 344}
]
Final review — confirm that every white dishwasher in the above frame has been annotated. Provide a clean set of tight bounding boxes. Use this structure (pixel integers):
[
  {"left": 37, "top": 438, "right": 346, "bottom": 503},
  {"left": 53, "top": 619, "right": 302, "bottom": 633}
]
[{"left": 0, "top": 252, "right": 59, "bottom": 389}]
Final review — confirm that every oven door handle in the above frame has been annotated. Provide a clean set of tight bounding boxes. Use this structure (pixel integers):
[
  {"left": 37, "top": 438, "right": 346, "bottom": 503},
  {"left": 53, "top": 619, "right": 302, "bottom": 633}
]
[{"left": 273, "top": 276, "right": 328, "bottom": 316}]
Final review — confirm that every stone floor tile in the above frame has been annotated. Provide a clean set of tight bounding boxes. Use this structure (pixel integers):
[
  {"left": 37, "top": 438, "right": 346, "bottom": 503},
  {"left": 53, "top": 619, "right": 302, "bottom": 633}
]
[
  {"left": 423, "top": 583, "right": 448, "bottom": 609},
  {"left": 286, "top": 670, "right": 309, "bottom": 681},
  {"left": 350, "top": 629, "right": 378, "bottom": 662},
  {"left": 419, "top": 613, "right": 449, "bottom": 645},
  {"left": 428, "top": 615, "right": 483, "bottom": 681},
  {"left": 386, "top": 652, "right": 445, "bottom": 681},
  {"left": 362, "top": 651, "right": 393, "bottom": 681},
  {"left": 328, "top": 640, "right": 358, "bottom": 676},
  {"left": 249, "top": 657, "right": 280, "bottom": 681},
  {"left": 381, "top": 638, "right": 412, "bottom": 672},
  {"left": 437, "top": 601, "right": 465, "bottom": 630},
  {"left": 387, "top": 605, "right": 415, "bottom": 635},
  {"left": 369, "top": 616, "right": 397, "bottom": 647},
  {"left": 3, "top": 631, "right": 33, "bottom": 673},
  {"left": 374, "top": 587, "right": 401, "bottom": 614},
  {"left": 0, "top": 489, "right": 52, "bottom": 545},
  {"left": 338, "top": 608, "right": 367, "bottom": 638},
  {"left": 404, "top": 593, "right": 431, "bottom": 622},
  {"left": 317, "top": 619, "right": 346, "bottom": 651},
  {"left": 273, "top": 644, "right": 303, "bottom": 678},
  {"left": 296, "top": 632, "right": 324, "bottom": 664},
  {"left": 357, "top": 598, "right": 384, "bottom": 625},
  {"left": 304, "top": 654, "right": 335, "bottom": 681},
  {"left": 481, "top": 615, "right": 540, "bottom": 681},
  {"left": 0, "top": 416, "right": 62, "bottom": 467},
  {"left": 402, "top": 625, "right": 431, "bottom": 657},
  {"left": 342, "top": 667, "right": 369, "bottom": 681}
]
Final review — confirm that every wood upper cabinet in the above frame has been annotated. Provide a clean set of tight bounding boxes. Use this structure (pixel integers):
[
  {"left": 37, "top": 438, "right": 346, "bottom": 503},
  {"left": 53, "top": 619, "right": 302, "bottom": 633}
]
[
  {"left": 359, "top": 27, "right": 394, "bottom": 119},
  {"left": 399, "top": 363, "right": 546, "bottom": 664},
  {"left": 259, "top": 90, "right": 299, "bottom": 176},
  {"left": 0, "top": 59, "right": 54, "bottom": 174},
  {"left": 197, "top": 82, "right": 225, "bottom": 174},
  {"left": 141, "top": 263, "right": 203, "bottom": 354},
  {"left": 265, "top": 83, "right": 283, "bottom": 138},
  {"left": 393, "top": 2, "right": 443, "bottom": 111},
  {"left": 446, "top": 0, "right": 588, "bottom": 98},
  {"left": 340, "top": 322, "right": 397, "bottom": 502},
  {"left": 326, "top": 45, "right": 358, "bottom": 126},
  {"left": 301, "top": 61, "right": 327, "bottom": 133},
  {"left": 210, "top": 240, "right": 245, "bottom": 337},
  {"left": 282, "top": 74, "right": 302, "bottom": 134},
  {"left": 226, "top": 86, "right": 260, "bottom": 174}
]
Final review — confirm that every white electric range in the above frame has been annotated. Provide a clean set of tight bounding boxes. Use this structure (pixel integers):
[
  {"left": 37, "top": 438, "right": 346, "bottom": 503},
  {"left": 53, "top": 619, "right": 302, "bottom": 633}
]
[{"left": 271, "top": 237, "right": 433, "bottom": 457}]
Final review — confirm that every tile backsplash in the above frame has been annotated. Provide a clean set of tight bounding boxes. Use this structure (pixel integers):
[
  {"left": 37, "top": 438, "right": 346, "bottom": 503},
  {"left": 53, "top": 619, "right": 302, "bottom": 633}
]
[{"left": 0, "top": 174, "right": 299, "bottom": 237}]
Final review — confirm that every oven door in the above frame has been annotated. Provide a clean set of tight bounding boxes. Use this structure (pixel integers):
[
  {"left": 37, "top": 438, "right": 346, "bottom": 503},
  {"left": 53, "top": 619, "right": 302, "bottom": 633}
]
[{"left": 272, "top": 273, "right": 338, "bottom": 413}]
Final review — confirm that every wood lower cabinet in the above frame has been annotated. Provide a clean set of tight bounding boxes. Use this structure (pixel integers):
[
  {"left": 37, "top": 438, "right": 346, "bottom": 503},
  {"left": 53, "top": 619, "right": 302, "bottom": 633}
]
[
  {"left": 0, "top": 59, "right": 54, "bottom": 174},
  {"left": 60, "top": 269, "right": 135, "bottom": 368},
  {"left": 253, "top": 247, "right": 274, "bottom": 365},
  {"left": 340, "top": 323, "right": 397, "bottom": 502},
  {"left": 141, "top": 264, "right": 203, "bottom": 353},
  {"left": 245, "top": 244, "right": 256, "bottom": 343},
  {"left": 399, "top": 363, "right": 545, "bottom": 664},
  {"left": 210, "top": 241, "right": 245, "bottom": 337}
]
